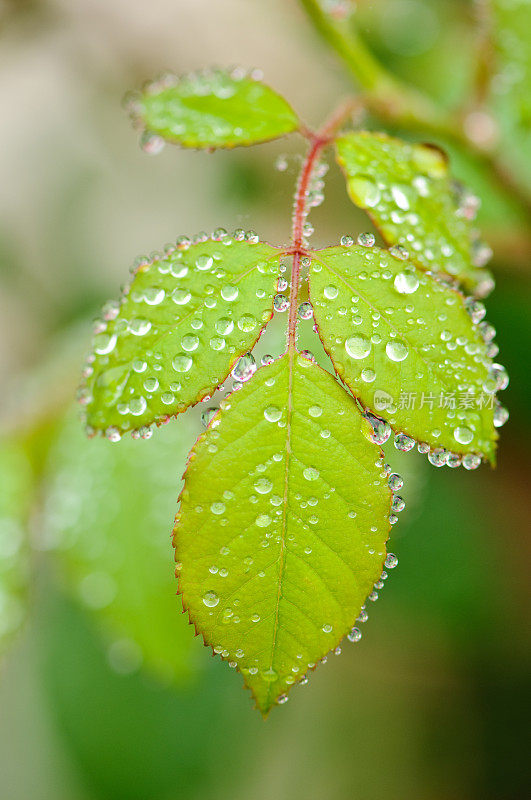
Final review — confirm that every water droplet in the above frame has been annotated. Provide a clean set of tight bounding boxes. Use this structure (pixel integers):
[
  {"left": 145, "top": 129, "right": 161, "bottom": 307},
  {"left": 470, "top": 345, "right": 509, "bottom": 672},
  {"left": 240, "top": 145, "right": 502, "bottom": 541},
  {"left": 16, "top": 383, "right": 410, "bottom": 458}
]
[
  {"left": 324, "top": 284, "right": 339, "bottom": 300},
  {"left": 255, "top": 514, "right": 271, "bottom": 527},
  {"left": 361, "top": 368, "right": 375, "bottom": 383},
  {"left": 274, "top": 294, "right": 289, "bottom": 311},
  {"left": 143, "top": 287, "right": 165, "bottom": 305},
  {"left": 143, "top": 377, "right": 159, "bottom": 392},
  {"left": 493, "top": 400, "right": 509, "bottom": 428},
  {"left": 385, "top": 553, "right": 398, "bottom": 569},
  {"left": 358, "top": 232, "right": 375, "bottom": 247},
  {"left": 254, "top": 477, "right": 273, "bottom": 494},
  {"left": 465, "top": 298, "right": 486, "bottom": 324},
  {"left": 347, "top": 627, "right": 362, "bottom": 642},
  {"left": 303, "top": 467, "right": 319, "bottom": 481},
  {"left": 345, "top": 335, "right": 371, "bottom": 359},
  {"left": 264, "top": 405, "right": 282, "bottom": 422},
  {"left": 129, "top": 396, "right": 147, "bottom": 416},
  {"left": 172, "top": 288, "right": 191, "bottom": 305},
  {"left": 428, "top": 448, "right": 448, "bottom": 467},
  {"left": 483, "top": 363, "right": 509, "bottom": 393},
  {"left": 202, "top": 591, "right": 219, "bottom": 607},
  {"left": 391, "top": 184, "right": 413, "bottom": 210},
  {"left": 196, "top": 254, "right": 214, "bottom": 271},
  {"left": 340, "top": 234, "right": 354, "bottom": 247},
  {"left": 394, "top": 271, "right": 419, "bottom": 294},
  {"left": 350, "top": 175, "right": 381, "bottom": 207},
  {"left": 140, "top": 131, "right": 165, "bottom": 154},
  {"left": 172, "top": 354, "right": 193, "bottom": 372},
  {"left": 365, "top": 412, "right": 391, "bottom": 444},
  {"left": 388, "top": 473, "right": 403, "bottom": 490},
  {"left": 392, "top": 495, "right": 405, "bottom": 512},
  {"left": 211, "top": 502, "right": 226, "bottom": 515},
  {"left": 231, "top": 353, "right": 256, "bottom": 382},
  {"left": 215, "top": 317, "right": 234, "bottom": 335},
  {"left": 201, "top": 407, "right": 218, "bottom": 427},
  {"left": 298, "top": 302, "right": 313, "bottom": 320},
  {"left": 94, "top": 332, "right": 117, "bottom": 355},
  {"left": 221, "top": 284, "right": 239, "bottom": 302},
  {"left": 181, "top": 334, "right": 199, "bottom": 351},
  {"left": 389, "top": 245, "right": 409, "bottom": 261},
  {"left": 386, "top": 340, "right": 409, "bottom": 361},
  {"left": 237, "top": 314, "right": 257, "bottom": 332},
  {"left": 462, "top": 453, "right": 481, "bottom": 470},
  {"left": 322, "top": 624, "right": 333, "bottom": 633},
  {"left": 453, "top": 426, "right": 474, "bottom": 445},
  {"left": 394, "top": 434, "right": 415, "bottom": 452}
]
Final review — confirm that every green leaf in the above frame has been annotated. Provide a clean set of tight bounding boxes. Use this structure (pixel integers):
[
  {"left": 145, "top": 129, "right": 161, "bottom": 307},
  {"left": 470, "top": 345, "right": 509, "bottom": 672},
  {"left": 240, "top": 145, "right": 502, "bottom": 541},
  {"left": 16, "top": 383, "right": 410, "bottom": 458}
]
[
  {"left": 174, "top": 352, "right": 391, "bottom": 715},
  {"left": 81, "top": 233, "right": 282, "bottom": 436},
  {"left": 126, "top": 68, "right": 300, "bottom": 150},
  {"left": 489, "top": 0, "right": 531, "bottom": 189},
  {"left": 0, "top": 438, "right": 33, "bottom": 658},
  {"left": 335, "top": 131, "right": 493, "bottom": 295},
  {"left": 309, "top": 243, "right": 499, "bottom": 463},
  {"left": 42, "top": 410, "right": 198, "bottom": 684}
]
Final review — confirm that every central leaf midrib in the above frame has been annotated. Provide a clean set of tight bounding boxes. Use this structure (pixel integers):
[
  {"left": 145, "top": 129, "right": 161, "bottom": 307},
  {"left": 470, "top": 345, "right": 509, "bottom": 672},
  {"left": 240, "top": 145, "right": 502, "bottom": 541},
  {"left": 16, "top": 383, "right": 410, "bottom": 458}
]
[{"left": 265, "top": 351, "right": 293, "bottom": 708}]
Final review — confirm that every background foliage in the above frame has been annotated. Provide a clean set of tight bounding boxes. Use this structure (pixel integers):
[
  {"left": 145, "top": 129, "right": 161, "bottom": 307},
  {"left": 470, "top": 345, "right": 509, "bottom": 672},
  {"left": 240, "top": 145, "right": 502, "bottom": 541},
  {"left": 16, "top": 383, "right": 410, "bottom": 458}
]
[{"left": 0, "top": 0, "right": 529, "bottom": 798}]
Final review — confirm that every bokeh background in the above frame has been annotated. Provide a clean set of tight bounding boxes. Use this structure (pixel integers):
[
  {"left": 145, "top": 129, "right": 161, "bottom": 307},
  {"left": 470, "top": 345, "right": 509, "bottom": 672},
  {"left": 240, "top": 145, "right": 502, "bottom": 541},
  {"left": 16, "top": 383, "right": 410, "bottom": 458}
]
[{"left": 0, "top": 1, "right": 530, "bottom": 798}]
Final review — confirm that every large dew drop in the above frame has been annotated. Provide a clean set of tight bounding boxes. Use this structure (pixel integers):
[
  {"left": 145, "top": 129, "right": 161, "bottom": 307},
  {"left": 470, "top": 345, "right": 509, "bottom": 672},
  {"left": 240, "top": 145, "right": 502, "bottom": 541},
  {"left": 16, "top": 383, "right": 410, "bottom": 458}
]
[
  {"left": 350, "top": 175, "right": 381, "bottom": 208},
  {"left": 231, "top": 353, "right": 256, "bottom": 382},
  {"left": 453, "top": 426, "right": 474, "bottom": 445},
  {"left": 385, "top": 340, "right": 409, "bottom": 362},
  {"left": 345, "top": 335, "right": 371, "bottom": 359},
  {"left": 202, "top": 591, "right": 220, "bottom": 608},
  {"left": 393, "top": 271, "right": 419, "bottom": 294}
]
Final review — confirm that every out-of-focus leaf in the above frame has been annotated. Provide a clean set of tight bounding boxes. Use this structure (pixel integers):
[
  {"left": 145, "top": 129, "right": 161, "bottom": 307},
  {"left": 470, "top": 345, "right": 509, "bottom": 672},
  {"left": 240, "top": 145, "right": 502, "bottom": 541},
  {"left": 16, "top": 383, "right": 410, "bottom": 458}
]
[
  {"left": 0, "top": 440, "right": 33, "bottom": 658},
  {"left": 41, "top": 410, "right": 199, "bottom": 684},
  {"left": 174, "top": 352, "right": 391, "bottom": 715},
  {"left": 489, "top": 0, "right": 531, "bottom": 188},
  {"left": 309, "top": 243, "right": 500, "bottom": 463},
  {"left": 81, "top": 233, "right": 281, "bottom": 437},
  {"left": 126, "top": 68, "right": 300, "bottom": 150},
  {"left": 335, "top": 131, "right": 493, "bottom": 295}
]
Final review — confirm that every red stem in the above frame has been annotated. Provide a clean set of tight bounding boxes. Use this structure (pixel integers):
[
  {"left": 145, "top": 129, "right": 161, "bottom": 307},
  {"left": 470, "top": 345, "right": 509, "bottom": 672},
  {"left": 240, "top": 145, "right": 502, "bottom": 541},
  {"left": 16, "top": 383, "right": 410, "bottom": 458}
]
[{"left": 287, "top": 99, "right": 361, "bottom": 350}]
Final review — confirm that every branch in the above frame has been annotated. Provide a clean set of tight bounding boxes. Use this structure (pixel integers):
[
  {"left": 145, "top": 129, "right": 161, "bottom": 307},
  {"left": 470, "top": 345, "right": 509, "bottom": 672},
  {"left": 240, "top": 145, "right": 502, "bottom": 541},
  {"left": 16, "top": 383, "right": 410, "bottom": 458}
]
[{"left": 298, "top": 0, "right": 531, "bottom": 220}]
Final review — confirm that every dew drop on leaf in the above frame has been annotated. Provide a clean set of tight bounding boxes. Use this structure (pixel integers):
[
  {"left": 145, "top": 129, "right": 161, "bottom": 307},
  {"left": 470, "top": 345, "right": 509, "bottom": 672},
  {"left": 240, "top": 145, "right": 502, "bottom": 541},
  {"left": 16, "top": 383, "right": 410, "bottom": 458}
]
[
  {"left": 385, "top": 340, "right": 409, "bottom": 361},
  {"left": 393, "top": 271, "right": 419, "bottom": 294},
  {"left": 345, "top": 335, "right": 371, "bottom": 359},
  {"left": 202, "top": 591, "right": 220, "bottom": 608}
]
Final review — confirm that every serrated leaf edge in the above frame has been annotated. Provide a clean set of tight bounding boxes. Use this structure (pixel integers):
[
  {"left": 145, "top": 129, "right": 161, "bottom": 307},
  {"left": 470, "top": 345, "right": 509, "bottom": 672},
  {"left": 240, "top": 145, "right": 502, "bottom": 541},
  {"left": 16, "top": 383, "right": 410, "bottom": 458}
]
[{"left": 172, "top": 351, "right": 392, "bottom": 715}]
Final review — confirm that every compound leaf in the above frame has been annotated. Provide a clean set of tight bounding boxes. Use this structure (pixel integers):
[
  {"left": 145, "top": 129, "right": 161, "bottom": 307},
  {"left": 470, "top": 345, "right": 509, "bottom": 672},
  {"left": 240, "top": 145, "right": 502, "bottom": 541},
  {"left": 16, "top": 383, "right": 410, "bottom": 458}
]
[
  {"left": 309, "top": 243, "right": 499, "bottom": 463},
  {"left": 174, "top": 352, "right": 391, "bottom": 715},
  {"left": 126, "top": 68, "right": 300, "bottom": 150},
  {"left": 81, "top": 234, "right": 282, "bottom": 437},
  {"left": 335, "top": 131, "right": 493, "bottom": 296}
]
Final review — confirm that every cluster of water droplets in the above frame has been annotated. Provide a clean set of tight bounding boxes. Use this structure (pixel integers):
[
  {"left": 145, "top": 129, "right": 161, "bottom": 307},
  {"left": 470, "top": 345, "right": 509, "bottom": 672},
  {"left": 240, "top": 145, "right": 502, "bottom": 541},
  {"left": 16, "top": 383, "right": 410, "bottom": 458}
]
[
  {"left": 78, "top": 228, "right": 279, "bottom": 441},
  {"left": 312, "top": 233, "right": 509, "bottom": 466},
  {"left": 293, "top": 159, "right": 329, "bottom": 248},
  {"left": 124, "top": 66, "right": 267, "bottom": 154},
  {"left": 343, "top": 139, "right": 495, "bottom": 299}
]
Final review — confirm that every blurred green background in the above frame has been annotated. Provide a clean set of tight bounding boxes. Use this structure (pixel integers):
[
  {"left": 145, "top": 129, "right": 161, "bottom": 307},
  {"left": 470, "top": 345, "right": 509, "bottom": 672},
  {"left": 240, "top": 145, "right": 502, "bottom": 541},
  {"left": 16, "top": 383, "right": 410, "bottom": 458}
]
[{"left": 0, "top": 1, "right": 529, "bottom": 798}]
